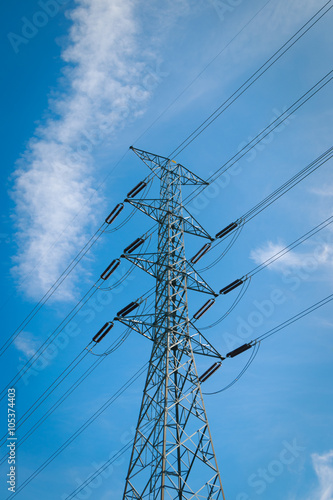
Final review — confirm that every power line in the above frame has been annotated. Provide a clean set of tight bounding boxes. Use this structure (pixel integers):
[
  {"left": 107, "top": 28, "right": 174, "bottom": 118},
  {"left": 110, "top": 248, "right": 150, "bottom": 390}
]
[
  {"left": 63, "top": 428, "right": 151, "bottom": 500},
  {"left": 248, "top": 215, "right": 333, "bottom": 278},
  {"left": 126, "top": 70, "right": 333, "bottom": 257},
  {"left": 8, "top": 362, "right": 149, "bottom": 499},
  {"left": 243, "top": 147, "right": 333, "bottom": 221},
  {"left": 0, "top": 224, "right": 106, "bottom": 358},
  {"left": 133, "top": 0, "right": 275, "bottom": 147},
  {"left": 169, "top": 0, "right": 333, "bottom": 158},
  {"left": 3, "top": 2, "right": 329, "bottom": 364},
  {"left": 0, "top": 346, "right": 89, "bottom": 450},
  {"left": 15, "top": 145, "right": 329, "bottom": 415},
  {"left": 43, "top": 286, "right": 333, "bottom": 496},
  {"left": 60, "top": 288, "right": 333, "bottom": 493},
  {"left": 196, "top": 215, "right": 333, "bottom": 329},
  {"left": 0, "top": 330, "right": 132, "bottom": 465},
  {"left": 0, "top": 271, "right": 138, "bottom": 401},
  {"left": 1, "top": 0, "right": 275, "bottom": 319},
  {"left": 204, "top": 292, "right": 333, "bottom": 395},
  {"left": 0, "top": 220, "right": 155, "bottom": 396},
  {"left": 5, "top": 5, "right": 333, "bottom": 496},
  {"left": 0, "top": 283, "right": 98, "bottom": 401},
  {"left": 197, "top": 145, "right": 333, "bottom": 272},
  {"left": 254, "top": 293, "right": 333, "bottom": 343},
  {"left": 183, "top": 69, "right": 333, "bottom": 207},
  {"left": 203, "top": 343, "right": 261, "bottom": 395},
  {"left": 0, "top": 177, "right": 154, "bottom": 360}
]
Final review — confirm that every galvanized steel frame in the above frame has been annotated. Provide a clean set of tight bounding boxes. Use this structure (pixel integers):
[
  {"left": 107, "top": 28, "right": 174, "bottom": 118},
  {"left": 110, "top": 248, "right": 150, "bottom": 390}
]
[{"left": 123, "top": 149, "right": 225, "bottom": 500}]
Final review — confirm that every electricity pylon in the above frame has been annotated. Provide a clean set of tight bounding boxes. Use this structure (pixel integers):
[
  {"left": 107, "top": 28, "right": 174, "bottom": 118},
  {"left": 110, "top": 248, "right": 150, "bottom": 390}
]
[{"left": 119, "top": 148, "right": 225, "bottom": 499}]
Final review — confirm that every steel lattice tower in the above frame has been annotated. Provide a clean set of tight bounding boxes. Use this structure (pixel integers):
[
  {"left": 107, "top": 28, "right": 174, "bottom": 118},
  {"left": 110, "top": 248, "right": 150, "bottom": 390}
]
[{"left": 119, "top": 148, "right": 225, "bottom": 499}]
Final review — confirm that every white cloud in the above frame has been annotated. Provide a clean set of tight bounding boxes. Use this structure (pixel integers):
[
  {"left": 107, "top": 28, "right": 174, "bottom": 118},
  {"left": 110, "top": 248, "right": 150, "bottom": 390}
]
[
  {"left": 11, "top": 0, "right": 165, "bottom": 301},
  {"left": 11, "top": 0, "right": 330, "bottom": 302},
  {"left": 311, "top": 185, "right": 333, "bottom": 197},
  {"left": 14, "top": 331, "right": 39, "bottom": 359},
  {"left": 311, "top": 451, "right": 333, "bottom": 500},
  {"left": 288, "top": 451, "right": 333, "bottom": 500},
  {"left": 250, "top": 240, "right": 333, "bottom": 273}
]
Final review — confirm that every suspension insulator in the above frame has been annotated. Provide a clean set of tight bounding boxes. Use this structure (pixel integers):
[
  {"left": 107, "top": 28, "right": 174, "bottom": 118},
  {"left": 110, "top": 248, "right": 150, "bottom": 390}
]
[
  {"left": 127, "top": 181, "right": 147, "bottom": 198},
  {"left": 215, "top": 222, "right": 238, "bottom": 239},
  {"left": 100, "top": 259, "right": 121, "bottom": 280},
  {"left": 117, "top": 301, "right": 140, "bottom": 317},
  {"left": 226, "top": 343, "right": 252, "bottom": 358},
  {"left": 92, "top": 322, "right": 114, "bottom": 343},
  {"left": 190, "top": 243, "right": 211, "bottom": 264},
  {"left": 199, "top": 362, "right": 222, "bottom": 383},
  {"left": 124, "top": 238, "right": 145, "bottom": 254},
  {"left": 219, "top": 278, "right": 244, "bottom": 295},
  {"left": 193, "top": 299, "right": 215, "bottom": 320},
  {"left": 105, "top": 203, "right": 124, "bottom": 224}
]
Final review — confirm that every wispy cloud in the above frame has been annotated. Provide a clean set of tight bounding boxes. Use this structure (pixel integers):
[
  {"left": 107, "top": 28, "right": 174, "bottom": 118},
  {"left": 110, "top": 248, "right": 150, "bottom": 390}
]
[
  {"left": 311, "top": 451, "right": 333, "bottom": 500},
  {"left": 249, "top": 240, "right": 333, "bottom": 272},
  {"left": 288, "top": 451, "right": 333, "bottom": 500},
  {"left": 300, "top": 451, "right": 333, "bottom": 500},
  {"left": 14, "top": 331, "right": 39, "bottom": 359},
  {"left": 11, "top": 0, "right": 166, "bottom": 301},
  {"left": 311, "top": 185, "right": 333, "bottom": 197},
  {"left": 11, "top": 0, "right": 330, "bottom": 302}
]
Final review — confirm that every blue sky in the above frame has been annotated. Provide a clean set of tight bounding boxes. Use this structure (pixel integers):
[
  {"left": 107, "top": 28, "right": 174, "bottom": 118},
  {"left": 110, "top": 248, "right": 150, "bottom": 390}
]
[{"left": 1, "top": 0, "right": 333, "bottom": 499}]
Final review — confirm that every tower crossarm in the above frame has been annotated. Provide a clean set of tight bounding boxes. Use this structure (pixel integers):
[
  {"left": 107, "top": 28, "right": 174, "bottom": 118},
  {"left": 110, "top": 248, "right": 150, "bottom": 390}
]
[
  {"left": 125, "top": 199, "right": 212, "bottom": 239},
  {"left": 188, "top": 322, "right": 224, "bottom": 359},
  {"left": 115, "top": 314, "right": 223, "bottom": 359},
  {"left": 122, "top": 253, "right": 217, "bottom": 296},
  {"left": 130, "top": 146, "right": 209, "bottom": 186},
  {"left": 115, "top": 315, "right": 155, "bottom": 340}
]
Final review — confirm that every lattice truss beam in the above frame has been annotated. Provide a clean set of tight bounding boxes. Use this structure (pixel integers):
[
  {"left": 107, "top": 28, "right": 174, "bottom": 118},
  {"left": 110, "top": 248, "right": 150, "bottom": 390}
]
[
  {"left": 122, "top": 252, "right": 215, "bottom": 295},
  {"left": 123, "top": 148, "right": 224, "bottom": 499}
]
